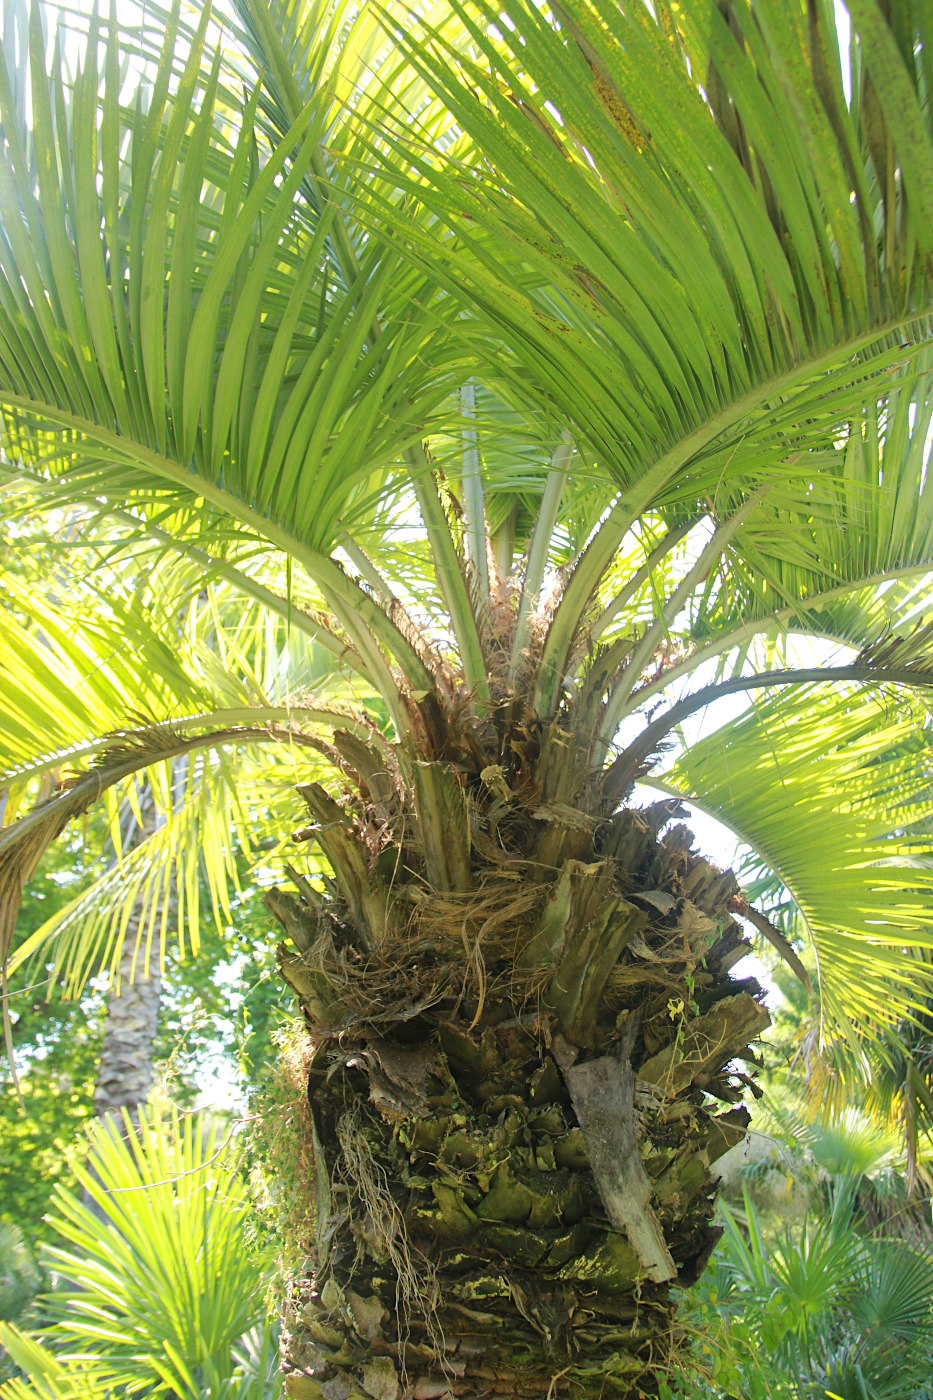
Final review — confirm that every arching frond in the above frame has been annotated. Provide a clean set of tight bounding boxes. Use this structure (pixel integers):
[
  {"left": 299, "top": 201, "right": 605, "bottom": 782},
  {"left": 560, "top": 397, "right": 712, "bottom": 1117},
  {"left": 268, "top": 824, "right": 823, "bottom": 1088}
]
[
  {"left": 6, "top": 741, "right": 333, "bottom": 996},
  {"left": 656, "top": 685, "right": 933, "bottom": 1039},
  {"left": 365, "top": 0, "right": 933, "bottom": 713},
  {"left": 0, "top": 555, "right": 369, "bottom": 988}
]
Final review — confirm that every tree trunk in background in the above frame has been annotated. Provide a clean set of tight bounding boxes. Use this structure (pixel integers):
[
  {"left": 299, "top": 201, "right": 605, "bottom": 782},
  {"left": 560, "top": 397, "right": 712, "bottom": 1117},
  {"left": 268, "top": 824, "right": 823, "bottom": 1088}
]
[
  {"left": 83, "top": 799, "right": 165, "bottom": 1227},
  {"left": 94, "top": 929, "right": 162, "bottom": 1117},
  {"left": 94, "top": 794, "right": 164, "bottom": 1119}
]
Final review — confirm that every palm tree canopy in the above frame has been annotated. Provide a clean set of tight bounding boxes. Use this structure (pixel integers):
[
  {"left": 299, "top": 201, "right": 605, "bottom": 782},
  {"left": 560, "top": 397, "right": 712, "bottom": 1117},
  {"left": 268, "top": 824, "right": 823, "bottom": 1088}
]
[{"left": 3, "top": 0, "right": 933, "bottom": 1057}]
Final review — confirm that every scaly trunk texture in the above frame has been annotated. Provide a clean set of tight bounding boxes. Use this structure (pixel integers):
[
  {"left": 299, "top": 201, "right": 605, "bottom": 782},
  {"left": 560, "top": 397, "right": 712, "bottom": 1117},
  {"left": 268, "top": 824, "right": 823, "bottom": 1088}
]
[
  {"left": 268, "top": 704, "right": 769, "bottom": 1400},
  {"left": 95, "top": 799, "right": 163, "bottom": 1118},
  {"left": 94, "top": 928, "right": 162, "bottom": 1117}
]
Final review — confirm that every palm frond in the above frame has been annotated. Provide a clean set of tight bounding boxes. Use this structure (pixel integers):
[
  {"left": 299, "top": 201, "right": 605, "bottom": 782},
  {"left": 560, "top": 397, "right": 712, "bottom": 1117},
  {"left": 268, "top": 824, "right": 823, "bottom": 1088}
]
[
  {"left": 6, "top": 743, "right": 326, "bottom": 997},
  {"left": 0, "top": 0, "right": 463, "bottom": 711},
  {"left": 656, "top": 685, "right": 933, "bottom": 1038},
  {"left": 0, "top": 1105, "right": 274, "bottom": 1400},
  {"left": 0, "top": 712, "right": 337, "bottom": 975},
  {"left": 363, "top": 0, "right": 933, "bottom": 713}
]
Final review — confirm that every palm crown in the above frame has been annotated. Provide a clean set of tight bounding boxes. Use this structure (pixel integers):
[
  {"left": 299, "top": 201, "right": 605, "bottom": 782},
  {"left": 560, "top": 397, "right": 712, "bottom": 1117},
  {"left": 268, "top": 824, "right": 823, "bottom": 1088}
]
[{"left": 3, "top": 0, "right": 933, "bottom": 1394}]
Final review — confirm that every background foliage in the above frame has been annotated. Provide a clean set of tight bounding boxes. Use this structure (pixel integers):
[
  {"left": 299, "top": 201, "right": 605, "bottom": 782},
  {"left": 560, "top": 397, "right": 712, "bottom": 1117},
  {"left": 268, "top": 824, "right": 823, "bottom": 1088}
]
[{"left": 0, "top": 1107, "right": 281, "bottom": 1400}]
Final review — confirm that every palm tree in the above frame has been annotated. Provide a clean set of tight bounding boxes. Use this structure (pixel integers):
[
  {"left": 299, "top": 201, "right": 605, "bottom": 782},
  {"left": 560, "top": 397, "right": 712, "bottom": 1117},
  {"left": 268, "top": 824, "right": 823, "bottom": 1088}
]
[
  {"left": 4, "top": 0, "right": 933, "bottom": 1394},
  {"left": 694, "top": 1179, "right": 933, "bottom": 1400},
  {"left": 0, "top": 1105, "right": 280, "bottom": 1400}
]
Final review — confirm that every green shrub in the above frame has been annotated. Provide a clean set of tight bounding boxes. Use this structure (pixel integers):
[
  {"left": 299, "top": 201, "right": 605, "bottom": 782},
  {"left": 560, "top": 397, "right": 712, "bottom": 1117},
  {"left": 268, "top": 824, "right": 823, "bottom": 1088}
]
[{"left": 0, "top": 1107, "right": 280, "bottom": 1400}]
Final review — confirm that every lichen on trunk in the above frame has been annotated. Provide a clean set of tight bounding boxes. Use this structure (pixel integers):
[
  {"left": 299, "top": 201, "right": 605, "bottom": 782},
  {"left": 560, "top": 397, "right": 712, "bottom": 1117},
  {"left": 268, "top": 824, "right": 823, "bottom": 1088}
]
[{"left": 267, "top": 707, "right": 769, "bottom": 1400}]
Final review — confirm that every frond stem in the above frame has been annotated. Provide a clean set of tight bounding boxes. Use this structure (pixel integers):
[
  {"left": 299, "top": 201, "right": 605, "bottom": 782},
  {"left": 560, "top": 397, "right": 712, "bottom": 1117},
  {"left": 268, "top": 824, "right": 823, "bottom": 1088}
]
[
  {"left": 407, "top": 442, "right": 490, "bottom": 703},
  {"left": 604, "top": 664, "right": 933, "bottom": 796},
  {"left": 617, "top": 563, "right": 933, "bottom": 721},
  {"left": 511, "top": 430, "right": 573, "bottom": 679},
  {"left": 596, "top": 495, "right": 766, "bottom": 755},
  {"left": 590, "top": 517, "right": 700, "bottom": 643},
  {"left": 1, "top": 706, "right": 372, "bottom": 789},
  {"left": 460, "top": 381, "right": 489, "bottom": 602}
]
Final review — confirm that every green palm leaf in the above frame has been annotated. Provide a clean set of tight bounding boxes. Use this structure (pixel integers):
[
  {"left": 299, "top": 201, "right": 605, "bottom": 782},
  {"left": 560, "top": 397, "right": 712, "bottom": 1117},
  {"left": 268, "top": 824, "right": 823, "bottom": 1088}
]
[
  {"left": 366, "top": 0, "right": 933, "bottom": 712},
  {"left": 0, "top": 552, "right": 369, "bottom": 988},
  {"left": 0, "top": 0, "right": 463, "bottom": 707},
  {"left": 0, "top": 1106, "right": 275, "bottom": 1400},
  {"left": 659, "top": 684, "right": 933, "bottom": 1035}
]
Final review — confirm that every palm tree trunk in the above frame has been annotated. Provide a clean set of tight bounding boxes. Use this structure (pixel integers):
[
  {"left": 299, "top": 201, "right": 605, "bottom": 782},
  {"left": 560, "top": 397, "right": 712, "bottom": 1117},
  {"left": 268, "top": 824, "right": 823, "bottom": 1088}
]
[
  {"left": 94, "top": 928, "right": 162, "bottom": 1117},
  {"left": 267, "top": 712, "right": 770, "bottom": 1399},
  {"left": 94, "top": 795, "right": 163, "bottom": 1119}
]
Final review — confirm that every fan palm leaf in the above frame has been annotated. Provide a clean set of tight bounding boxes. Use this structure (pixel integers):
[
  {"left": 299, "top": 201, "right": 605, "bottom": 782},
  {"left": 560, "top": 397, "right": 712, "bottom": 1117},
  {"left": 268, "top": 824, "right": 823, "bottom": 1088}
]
[{"left": 0, "top": 1106, "right": 276, "bottom": 1399}]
